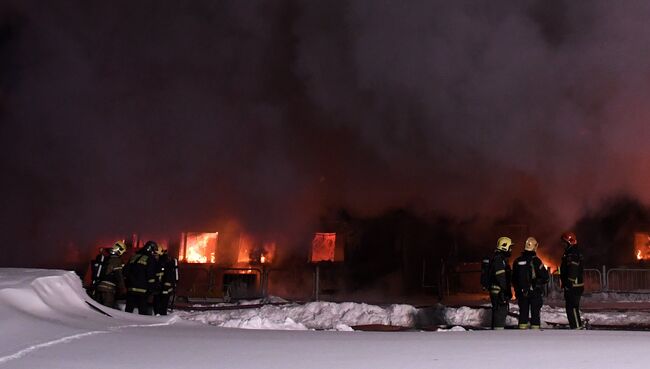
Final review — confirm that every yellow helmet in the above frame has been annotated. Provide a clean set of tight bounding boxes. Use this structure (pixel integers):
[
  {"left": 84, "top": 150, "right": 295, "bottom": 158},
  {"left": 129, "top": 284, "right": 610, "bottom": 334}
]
[
  {"left": 524, "top": 237, "right": 538, "bottom": 251},
  {"left": 111, "top": 241, "right": 127, "bottom": 256},
  {"left": 496, "top": 236, "right": 513, "bottom": 252}
]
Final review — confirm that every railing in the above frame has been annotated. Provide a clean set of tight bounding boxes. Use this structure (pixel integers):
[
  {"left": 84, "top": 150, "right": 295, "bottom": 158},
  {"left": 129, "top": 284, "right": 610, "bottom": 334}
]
[
  {"left": 550, "top": 268, "right": 602, "bottom": 293},
  {"left": 606, "top": 268, "right": 650, "bottom": 292},
  {"left": 584, "top": 268, "right": 604, "bottom": 292},
  {"left": 439, "top": 264, "right": 650, "bottom": 295}
]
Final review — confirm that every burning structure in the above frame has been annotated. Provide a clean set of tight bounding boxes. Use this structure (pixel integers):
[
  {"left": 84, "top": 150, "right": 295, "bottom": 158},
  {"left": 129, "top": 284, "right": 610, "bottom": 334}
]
[
  {"left": 173, "top": 231, "right": 278, "bottom": 299},
  {"left": 635, "top": 232, "right": 650, "bottom": 261}
]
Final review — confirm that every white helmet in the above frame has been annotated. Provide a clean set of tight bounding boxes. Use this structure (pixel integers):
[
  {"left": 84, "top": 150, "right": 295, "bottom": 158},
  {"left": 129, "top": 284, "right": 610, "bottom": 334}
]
[{"left": 524, "top": 237, "right": 538, "bottom": 252}]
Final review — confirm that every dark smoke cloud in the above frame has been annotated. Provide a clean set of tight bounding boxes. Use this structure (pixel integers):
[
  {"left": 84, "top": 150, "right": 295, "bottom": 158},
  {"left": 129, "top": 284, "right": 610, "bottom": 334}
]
[{"left": 2, "top": 0, "right": 650, "bottom": 267}]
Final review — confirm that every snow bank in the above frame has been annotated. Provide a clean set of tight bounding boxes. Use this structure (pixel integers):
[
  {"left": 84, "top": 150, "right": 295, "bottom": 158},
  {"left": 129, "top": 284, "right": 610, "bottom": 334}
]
[
  {"left": 178, "top": 301, "right": 418, "bottom": 330},
  {"left": 180, "top": 299, "right": 650, "bottom": 330},
  {"left": 2, "top": 269, "right": 650, "bottom": 369},
  {"left": 0, "top": 268, "right": 174, "bottom": 364}
]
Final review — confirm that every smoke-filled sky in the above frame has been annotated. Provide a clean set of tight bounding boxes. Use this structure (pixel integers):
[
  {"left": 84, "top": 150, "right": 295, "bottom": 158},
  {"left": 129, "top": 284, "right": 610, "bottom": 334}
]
[{"left": 3, "top": 0, "right": 650, "bottom": 266}]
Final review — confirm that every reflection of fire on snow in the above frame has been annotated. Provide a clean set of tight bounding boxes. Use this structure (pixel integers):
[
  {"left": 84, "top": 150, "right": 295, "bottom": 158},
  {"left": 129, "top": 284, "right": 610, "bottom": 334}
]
[
  {"left": 634, "top": 232, "right": 650, "bottom": 261},
  {"left": 180, "top": 232, "right": 218, "bottom": 263}
]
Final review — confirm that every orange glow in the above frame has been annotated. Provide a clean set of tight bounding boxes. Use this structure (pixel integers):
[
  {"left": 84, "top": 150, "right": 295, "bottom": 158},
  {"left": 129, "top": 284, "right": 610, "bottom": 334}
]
[
  {"left": 634, "top": 232, "right": 650, "bottom": 261},
  {"left": 237, "top": 235, "right": 276, "bottom": 264},
  {"left": 237, "top": 235, "right": 254, "bottom": 263},
  {"left": 261, "top": 242, "right": 276, "bottom": 264},
  {"left": 311, "top": 233, "right": 336, "bottom": 262},
  {"left": 183, "top": 232, "right": 218, "bottom": 263},
  {"left": 535, "top": 252, "right": 555, "bottom": 272}
]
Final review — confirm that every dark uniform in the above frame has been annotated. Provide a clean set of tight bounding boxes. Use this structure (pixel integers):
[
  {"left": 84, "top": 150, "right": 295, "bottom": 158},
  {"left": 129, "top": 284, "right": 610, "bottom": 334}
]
[
  {"left": 95, "top": 254, "right": 126, "bottom": 309},
  {"left": 153, "top": 253, "right": 178, "bottom": 316},
  {"left": 488, "top": 252, "right": 512, "bottom": 329},
  {"left": 124, "top": 246, "right": 158, "bottom": 315},
  {"left": 560, "top": 244, "right": 584, "bottom": 329},
  {"left": 512, "top": 250, "right": 549, "bottom": 329}
]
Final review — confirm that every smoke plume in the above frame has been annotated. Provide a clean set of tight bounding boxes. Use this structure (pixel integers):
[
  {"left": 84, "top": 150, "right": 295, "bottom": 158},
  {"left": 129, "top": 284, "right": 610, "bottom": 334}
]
[{"left": 3, "top": 0, "right": 650, "bottom": 267}]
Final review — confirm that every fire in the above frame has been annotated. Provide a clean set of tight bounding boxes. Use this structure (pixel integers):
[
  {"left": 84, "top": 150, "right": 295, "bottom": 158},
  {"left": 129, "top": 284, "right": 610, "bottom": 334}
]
[
  {"left": 634, "top": 232, "right": 650, "bottom": 261},
  {"left": 260, "top": 242, "right": 276, "bottom": 264},
  {"left": 535, "top": 254, "right": 555, "bottom": 273},
  {"left": 237, "top": 235, "right": 276, "bottom": 264},
  {"left": 311, "top": 233, "right": 336, "bottom": 262},
  {"left": 183, "top": 232, "right": 218, "bottom": 263}
]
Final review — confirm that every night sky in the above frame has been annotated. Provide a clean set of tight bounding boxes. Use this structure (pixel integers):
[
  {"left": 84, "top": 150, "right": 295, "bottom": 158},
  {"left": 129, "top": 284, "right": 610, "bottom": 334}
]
[{"left": 2, "top": 0, "right": 650, "bottom": 267}]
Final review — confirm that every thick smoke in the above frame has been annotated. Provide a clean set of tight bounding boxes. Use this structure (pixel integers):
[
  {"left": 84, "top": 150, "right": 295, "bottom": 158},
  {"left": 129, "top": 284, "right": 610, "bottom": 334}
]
[{"left": 2, "top": 0, "right": 650, "bottom": 267}]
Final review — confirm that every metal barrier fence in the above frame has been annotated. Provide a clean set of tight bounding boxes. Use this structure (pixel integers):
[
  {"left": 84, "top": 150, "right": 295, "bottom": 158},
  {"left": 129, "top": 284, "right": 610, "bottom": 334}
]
[
  {"left": 439, "top": 263, "right": 650, "bottom": 295},
  {"left": 606, "top": 268, "right": 650, "bottom": 292},
  {"left": 549, "top": 268, "right": 602, "bottom": 293}
]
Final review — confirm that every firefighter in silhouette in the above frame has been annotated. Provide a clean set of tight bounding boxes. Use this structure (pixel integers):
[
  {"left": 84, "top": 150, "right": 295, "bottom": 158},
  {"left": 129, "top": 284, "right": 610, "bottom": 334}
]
[
  {"left": 559, "top": 231, "right": 585, "bottom": 329},
  {"left": 153, "top": 246, "right": 179, "bottom": 315},
  {"left": 512, "top": 237, "right": 549, "bottom": 329},
  {"left": 124, "top": 240, "right": 159, "bottom": 315},
  {"left": 94, "top": 241, "right": 127, "bottom": 309},
  {"left": 488, "top": 236, "right": 513, "bottom": 329}
]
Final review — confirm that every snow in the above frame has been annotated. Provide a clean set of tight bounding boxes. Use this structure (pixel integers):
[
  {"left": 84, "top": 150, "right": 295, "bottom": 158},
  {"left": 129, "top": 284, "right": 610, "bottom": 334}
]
[
  {"left": 2, "top": 268, "right": 650, "bottom": 369},
  {"left": 178, "top": 301, "right": 417, "bottom": 330}
]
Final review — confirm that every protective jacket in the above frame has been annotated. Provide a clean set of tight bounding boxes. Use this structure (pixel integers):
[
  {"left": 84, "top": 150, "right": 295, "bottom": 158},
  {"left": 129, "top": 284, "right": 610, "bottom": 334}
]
[
  {"left": 124, "top": 250, "right": 158, "bottom": 294},
  {"left": 512, "top": 250, "right": 549, "bottom": 297},
  {"left": 560, "top": 246, "right": 584, "bottom": 289},
  {"left": 95, "top": 255, "right": 126, "bottom": 294},
  {"left": 488, "top": 252, "right": 512, "bottom": 301},
  {"left": 156, "top": 254, "right": 178, "bottom": 295}
]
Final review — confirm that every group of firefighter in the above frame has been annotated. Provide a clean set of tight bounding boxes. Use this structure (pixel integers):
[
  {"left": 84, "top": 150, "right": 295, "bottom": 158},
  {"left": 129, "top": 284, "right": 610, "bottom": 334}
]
[
  {"left": 482, "top": 231, "right": 584, "bottom": 329},
  {"left": 90, "top": 240, "right": 179, "bottom": 316}
]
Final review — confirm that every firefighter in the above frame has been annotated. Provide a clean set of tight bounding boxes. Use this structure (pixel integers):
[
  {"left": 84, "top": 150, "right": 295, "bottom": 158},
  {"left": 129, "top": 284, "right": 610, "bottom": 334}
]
[
  {"left": 124, "top": 240, "right": 159, "bottom": 315},
  {"left": 89, "top": 247, "right": 110, "bottom": 300},
  {"left": 559, "top": 231, "right": 585, "bottom": 329},
  {"left": 512, "top": 237, "right": 549, "bottom": 329},
  {"left": 488, "top": 236, "right": 513, "bottom": 329},
  {"left": 153, "top": 246, "right": 179, "bottom": 316},
  {"left": 94, "top": 241, "right": 127, "bottom": 309}
]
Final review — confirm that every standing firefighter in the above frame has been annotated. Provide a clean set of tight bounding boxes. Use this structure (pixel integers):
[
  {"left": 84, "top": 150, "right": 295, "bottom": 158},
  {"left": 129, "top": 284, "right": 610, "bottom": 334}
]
[
  {"left": 486, "top": 236, "right": 513, "bottom": 329},
  {"left": 89, "top": 247, "right": 110, "bottom": 299},
  {"left": 124, "top": 240, "right": 159, "bottom": 315},
  {"left": 559, "top": 231, "right": 584, "bottom": 329},
  {"left": 512, "top": 237, "right": 549, "bottom": 329},
  {"left": 94, "top": 241, "right": 127, "bottom": 309},
  {"left": 153, "top": 247, "right": 179, "bottom": 316}
]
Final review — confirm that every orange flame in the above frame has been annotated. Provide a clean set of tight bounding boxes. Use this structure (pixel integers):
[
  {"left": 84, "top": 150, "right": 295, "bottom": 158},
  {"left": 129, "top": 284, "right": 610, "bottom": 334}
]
[
  {"left": 634, "top": 232, "right": 650, "bottom": 261},
  {"left": 184, "top": 232, "right": 218, "bottom": 263},
  {"left": 237, "top": 235, "right": 276, "bottom": 264},
  {"left": 311, "top": 233, "right": 336, "bottom": 262},
  {"left": 533, "top": 250, "right": 555, "bottom": 273}
]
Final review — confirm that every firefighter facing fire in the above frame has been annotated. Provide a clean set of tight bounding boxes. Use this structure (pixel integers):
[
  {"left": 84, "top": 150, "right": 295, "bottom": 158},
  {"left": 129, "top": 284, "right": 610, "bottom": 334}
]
[
  {"left": 487, "top": 236, "right": 513, "bottom": 329},
  {"left": 124, "top": 240, "right": 159, "bottom": 315},
  {"left": 153, "top": 246, "right": 179, "bottom": 316},
  {"left": 512, "top": 237, "right": 549, "bottom": 329},
  {"left": 92, "top": 241, "right": 127, "bottom": 309},
  {"left": 560, "top": 231, "right": 585, "bottom": 329}
]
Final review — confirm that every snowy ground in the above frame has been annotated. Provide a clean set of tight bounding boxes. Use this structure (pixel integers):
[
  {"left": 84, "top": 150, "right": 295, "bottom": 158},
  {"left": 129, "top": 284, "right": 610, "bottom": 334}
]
[{"left": 2, "top": 268, "right": 650, "bottom": 369}]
